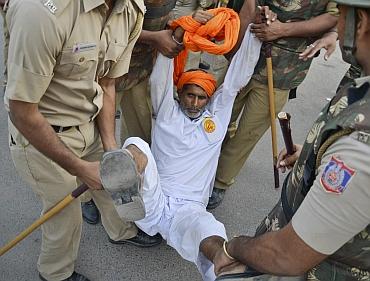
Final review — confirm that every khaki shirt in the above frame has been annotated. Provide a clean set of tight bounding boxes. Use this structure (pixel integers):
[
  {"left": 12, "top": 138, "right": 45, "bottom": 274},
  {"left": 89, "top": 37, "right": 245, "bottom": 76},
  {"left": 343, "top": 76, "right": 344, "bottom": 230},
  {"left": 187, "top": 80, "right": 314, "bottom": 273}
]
[
  {"left": 5, "top": 0, "right": 144, "bottom": 126},
  {"left": 292, "top": 131, "right": 370, "bottom": 255}
]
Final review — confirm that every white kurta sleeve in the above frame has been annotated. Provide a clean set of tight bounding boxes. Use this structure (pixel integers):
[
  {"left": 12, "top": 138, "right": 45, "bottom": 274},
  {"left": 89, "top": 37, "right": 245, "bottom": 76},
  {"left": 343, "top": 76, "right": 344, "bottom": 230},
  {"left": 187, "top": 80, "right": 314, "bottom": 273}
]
[
  {"left": 209, "top": 25, "right": 261, "bottom": 116},
  {"left": 149, "top": 54, "right": 176, "bottom": 117}
]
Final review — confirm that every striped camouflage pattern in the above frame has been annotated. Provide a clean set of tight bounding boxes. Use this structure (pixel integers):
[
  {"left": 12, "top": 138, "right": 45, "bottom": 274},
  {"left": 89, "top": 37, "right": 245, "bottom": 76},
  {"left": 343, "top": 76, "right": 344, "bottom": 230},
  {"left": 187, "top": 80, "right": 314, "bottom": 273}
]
[{"left": 252, "top": 0, "right": 337, "bottom": 90}]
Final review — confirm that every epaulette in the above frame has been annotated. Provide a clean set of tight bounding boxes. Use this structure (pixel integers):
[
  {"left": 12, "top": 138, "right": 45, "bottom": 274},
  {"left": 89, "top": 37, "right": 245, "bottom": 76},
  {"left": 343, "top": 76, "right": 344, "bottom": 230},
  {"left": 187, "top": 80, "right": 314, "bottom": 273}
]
[{"left": 40, "top": 0, "right": 72, "bottom": 16}]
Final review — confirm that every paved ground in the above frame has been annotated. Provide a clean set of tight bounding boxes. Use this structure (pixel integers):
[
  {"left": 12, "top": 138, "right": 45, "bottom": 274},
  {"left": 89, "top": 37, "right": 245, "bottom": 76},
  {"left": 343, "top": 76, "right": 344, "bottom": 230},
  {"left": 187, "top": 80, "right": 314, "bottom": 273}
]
[{"left": 0, "top": 20, "right": 350, "bottom": 281}]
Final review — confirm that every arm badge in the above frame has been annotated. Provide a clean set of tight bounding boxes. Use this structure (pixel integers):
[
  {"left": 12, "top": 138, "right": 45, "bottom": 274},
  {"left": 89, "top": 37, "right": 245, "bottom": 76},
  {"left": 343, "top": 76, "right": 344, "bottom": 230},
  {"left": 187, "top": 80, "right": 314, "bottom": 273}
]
[{"left": 320, "top": 156, "right": 356, "bottom": 194}]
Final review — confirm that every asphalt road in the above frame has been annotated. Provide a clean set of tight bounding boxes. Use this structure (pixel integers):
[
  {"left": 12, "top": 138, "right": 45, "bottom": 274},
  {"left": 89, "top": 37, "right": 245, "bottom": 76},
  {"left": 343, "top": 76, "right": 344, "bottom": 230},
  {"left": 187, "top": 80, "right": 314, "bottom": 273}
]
[{"left": 0, "top": 21, "right": 350, "bottom": 281}]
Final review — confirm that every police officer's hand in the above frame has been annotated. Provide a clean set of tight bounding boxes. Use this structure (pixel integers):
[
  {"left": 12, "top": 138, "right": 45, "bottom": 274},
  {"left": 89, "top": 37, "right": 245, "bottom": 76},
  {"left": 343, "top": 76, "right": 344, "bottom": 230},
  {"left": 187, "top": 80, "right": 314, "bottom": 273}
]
[
  {"left": 76, "top": 161, "right": 103, "bottom": 190},
  {"left": 153, "top": 30, "right": 184, "bottom": 58},
  {"left": 257, "top": 5, "right": 277, "bottom": 26},
  {"left": 213, "top": 247, "right": 246, "bottom": 276},
  {"left": 299, "top": 31, "right": 338, "bottom": 61},
  {"left": 251, "top": 19, "right": 284, "bottom": 42},
  {"left": 277, "top": 144, "right": 303, "bottom": 173}
]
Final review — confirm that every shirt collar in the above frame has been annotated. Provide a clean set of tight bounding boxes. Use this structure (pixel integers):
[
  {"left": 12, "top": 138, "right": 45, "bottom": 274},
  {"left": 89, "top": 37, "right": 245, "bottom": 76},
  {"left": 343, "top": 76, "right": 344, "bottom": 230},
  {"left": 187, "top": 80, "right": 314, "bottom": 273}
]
[{"left": 82, "top": 0, "right": 105, "bottom": 13}]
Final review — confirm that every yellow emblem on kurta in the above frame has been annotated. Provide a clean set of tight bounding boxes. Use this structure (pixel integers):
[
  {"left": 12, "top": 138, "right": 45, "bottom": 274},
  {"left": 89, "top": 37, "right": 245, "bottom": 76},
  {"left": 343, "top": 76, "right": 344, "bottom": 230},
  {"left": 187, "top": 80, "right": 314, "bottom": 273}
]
[{"left": 204, "top": 118, "right": 216, "bottom": 133}]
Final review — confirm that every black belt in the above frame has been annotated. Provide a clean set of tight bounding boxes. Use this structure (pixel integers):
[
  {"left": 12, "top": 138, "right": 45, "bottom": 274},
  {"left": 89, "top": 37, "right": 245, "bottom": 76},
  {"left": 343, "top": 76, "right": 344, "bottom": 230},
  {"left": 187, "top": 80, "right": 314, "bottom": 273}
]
[{"left": 51, "top": 125, "right": 73, "bottom": 133}]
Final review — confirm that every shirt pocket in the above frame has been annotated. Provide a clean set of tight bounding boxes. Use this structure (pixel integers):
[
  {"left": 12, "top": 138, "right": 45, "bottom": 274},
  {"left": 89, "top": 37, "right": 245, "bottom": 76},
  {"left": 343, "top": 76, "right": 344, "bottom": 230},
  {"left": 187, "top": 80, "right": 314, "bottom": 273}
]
[
  {"left": 100, "top": 42, "right": 127, "bottom": 77},
  {"left": 57, "top": 48, "right": 98, "bottom": 81}
]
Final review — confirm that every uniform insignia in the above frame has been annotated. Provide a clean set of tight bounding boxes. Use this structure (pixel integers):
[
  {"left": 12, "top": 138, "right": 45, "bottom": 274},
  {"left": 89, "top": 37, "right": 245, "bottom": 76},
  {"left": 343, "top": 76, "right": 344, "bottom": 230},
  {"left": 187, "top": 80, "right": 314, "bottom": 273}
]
[
  {"left": 357, "top": 131, "right": 370, "bottom": 145},
  {"left": 320, "top": 156, "right": 355, "bottom": 194},
  {"left": 203, "top": 118, "right": 216, "bottom": 133},
  {"left": 43, "top": 0, "right": 57, "bottom": 14}
]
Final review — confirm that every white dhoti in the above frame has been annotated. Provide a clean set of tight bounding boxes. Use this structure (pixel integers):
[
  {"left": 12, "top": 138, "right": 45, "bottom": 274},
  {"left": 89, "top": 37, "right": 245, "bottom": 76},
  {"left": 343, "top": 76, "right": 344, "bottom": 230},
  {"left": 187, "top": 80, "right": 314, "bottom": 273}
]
[{"left": 123, "top": 137, "right": 227, "bottom": 281}]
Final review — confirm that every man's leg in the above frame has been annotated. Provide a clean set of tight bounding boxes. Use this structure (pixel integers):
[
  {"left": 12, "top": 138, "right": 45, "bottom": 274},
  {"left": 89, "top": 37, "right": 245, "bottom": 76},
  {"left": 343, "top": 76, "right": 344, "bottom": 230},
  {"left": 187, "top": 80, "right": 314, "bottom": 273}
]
[
  {"left": 119, "top": 78, "right": 152, "bottom": 144},
  {"left": 122, "top": 137, "right": 167, "bottom": 237},
  {"left": 79, "top": 124, "right": 161, "bottom": 247},
  {"left": 167, "top": 202, "right": 227, "bottom": 281},
  {"left": 8, "top": 121, "right": 86, "bottom": 281},
  {"left": 215, "top": 79, "right": 289, "bottom": 192}
]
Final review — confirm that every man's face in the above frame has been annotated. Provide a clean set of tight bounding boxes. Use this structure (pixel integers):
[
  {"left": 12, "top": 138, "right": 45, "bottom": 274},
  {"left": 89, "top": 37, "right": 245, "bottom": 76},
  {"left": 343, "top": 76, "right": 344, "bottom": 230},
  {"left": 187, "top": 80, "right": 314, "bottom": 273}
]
[{"left": 179, "top": 84, "right": 210, "bottom": 119}]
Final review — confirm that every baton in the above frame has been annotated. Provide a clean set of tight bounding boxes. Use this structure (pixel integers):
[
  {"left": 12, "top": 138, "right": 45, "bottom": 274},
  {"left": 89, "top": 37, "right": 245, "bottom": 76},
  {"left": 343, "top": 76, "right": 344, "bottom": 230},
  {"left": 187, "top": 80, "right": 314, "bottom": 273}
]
[
  {"left": 265, "top": 43, "right": 279, "bottom": 189},
  {"left": 0, "top": 184, "right": 89, "bottom": 257},
  {"left": 277, "top": 112, "right": 294, "bottom": 156}
]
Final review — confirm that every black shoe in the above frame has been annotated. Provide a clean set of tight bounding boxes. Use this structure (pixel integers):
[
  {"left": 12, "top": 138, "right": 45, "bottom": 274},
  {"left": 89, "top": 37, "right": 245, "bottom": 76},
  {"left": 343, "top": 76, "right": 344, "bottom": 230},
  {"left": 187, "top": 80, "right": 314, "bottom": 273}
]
[
  {"left": 108, "top": 229, "right": 162, "bottom": 248},
  {"left": 207, "top": 187, "right": 226, "bottom": 210},
  {"left": 39, "top": 272, "right": 91, "bottom": 281},
  {"left": 82, "top": 200, "right": 100, "bottom": 225}
]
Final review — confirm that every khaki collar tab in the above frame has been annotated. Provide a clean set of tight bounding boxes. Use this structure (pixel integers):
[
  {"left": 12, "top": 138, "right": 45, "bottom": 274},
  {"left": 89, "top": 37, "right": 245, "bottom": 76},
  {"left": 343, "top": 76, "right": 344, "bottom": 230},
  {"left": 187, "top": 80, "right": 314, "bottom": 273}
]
[{"left": 43, "top": 0, "right": 57, "bottom": 14}]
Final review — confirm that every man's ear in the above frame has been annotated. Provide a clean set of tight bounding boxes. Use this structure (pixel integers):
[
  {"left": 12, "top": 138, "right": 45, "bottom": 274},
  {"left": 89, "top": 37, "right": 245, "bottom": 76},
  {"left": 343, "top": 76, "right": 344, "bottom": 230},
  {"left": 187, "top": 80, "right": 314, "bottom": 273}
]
[{"left": 357, "top": 9, "right": 370, "bottom": 37}]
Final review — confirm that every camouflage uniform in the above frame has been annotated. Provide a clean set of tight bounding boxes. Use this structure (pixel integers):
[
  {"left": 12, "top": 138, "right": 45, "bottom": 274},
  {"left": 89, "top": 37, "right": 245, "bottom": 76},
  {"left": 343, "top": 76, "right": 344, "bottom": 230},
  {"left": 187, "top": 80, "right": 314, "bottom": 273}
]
[
  {"left": 255, "top": 77, "right": 370, "bottom": 281},
  {"left": 116, "top": 0, "right": 176, "bottom": 144},
  {"left": 214, "top": 1, "right": 339, "bottom": 191},
  {"left": 217, "top": 78, "right": 370, "bottom": 281}
]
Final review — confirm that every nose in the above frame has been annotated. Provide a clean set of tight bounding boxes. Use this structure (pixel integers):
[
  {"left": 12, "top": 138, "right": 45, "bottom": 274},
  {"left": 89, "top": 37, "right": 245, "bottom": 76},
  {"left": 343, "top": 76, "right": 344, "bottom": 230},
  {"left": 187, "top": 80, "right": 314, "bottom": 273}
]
[{"left": 192, "top": 96, "right": 199, "bottom": 107}]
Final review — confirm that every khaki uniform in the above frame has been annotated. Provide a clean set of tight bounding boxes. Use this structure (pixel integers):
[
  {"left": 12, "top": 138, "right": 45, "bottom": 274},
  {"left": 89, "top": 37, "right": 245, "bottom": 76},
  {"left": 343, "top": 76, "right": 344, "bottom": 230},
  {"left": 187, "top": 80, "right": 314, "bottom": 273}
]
[
  {"left": 215, "top": 1, "right": 339, "bottom": 190},
  {"left": 5, "top": 0, "right": 144, "bottom": 280}
]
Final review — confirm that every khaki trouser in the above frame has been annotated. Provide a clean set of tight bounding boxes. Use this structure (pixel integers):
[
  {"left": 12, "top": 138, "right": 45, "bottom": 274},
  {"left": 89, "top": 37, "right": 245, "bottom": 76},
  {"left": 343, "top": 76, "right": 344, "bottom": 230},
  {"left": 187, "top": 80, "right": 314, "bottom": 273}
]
[
  {"left": 215, "top": 78, "right": 289, "bottom": 189},
  {"left": 118, "top": 77, "right": 152, "bottom": 145},
  {"left": 8, "top": 119, "right": 137, "bottom": 281}
]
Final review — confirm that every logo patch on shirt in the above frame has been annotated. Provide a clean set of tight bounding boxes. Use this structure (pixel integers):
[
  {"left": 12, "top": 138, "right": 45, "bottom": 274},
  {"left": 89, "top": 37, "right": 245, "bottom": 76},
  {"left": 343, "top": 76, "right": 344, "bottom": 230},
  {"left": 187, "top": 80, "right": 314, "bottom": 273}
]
[
  {"left": 320, "top": 156, "right": 355, "bottom": 194},
  {"left": 203, "top": 118, "right": 216, "bottom": 133}
]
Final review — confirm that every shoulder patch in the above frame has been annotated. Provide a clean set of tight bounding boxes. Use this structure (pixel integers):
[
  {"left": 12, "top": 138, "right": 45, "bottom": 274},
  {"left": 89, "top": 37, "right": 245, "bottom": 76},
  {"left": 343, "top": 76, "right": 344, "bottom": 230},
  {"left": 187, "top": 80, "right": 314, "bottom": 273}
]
[
  {"left": 320, "top": 156, "right": 356, "bottom": 194},
  {"left": 42, "top": 0, "right": 57, "bottom": 14},
  {"left": 357, "top": 131, "right": 370, "bottom": 145},
  {"left": 41, "top": 0, "right": 71, "bottom": 16}
]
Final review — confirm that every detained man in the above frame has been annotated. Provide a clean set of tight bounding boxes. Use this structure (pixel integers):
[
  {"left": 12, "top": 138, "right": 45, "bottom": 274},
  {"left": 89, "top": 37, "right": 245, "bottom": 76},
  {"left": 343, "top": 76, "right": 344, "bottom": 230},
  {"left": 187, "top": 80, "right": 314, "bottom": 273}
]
[{"left": 103, "top": 24, "right": 262, "bottom": 281}]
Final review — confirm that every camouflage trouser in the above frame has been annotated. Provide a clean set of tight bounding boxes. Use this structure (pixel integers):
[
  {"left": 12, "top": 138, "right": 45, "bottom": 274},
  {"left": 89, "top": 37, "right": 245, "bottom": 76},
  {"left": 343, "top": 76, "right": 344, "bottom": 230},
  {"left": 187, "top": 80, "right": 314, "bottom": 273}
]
[{"left": 307, "top": 261, "right": 370, "bottom": 281}]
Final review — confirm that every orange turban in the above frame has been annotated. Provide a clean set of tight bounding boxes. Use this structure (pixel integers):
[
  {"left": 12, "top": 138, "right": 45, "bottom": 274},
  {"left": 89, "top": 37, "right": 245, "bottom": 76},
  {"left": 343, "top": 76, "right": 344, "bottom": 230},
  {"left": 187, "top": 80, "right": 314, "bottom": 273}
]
[
  {"left": 177, "top": 70, "right": 217, "bottom": 97},
  {"left": 171, "top": 8, "right": 240, "bottom": 84}
]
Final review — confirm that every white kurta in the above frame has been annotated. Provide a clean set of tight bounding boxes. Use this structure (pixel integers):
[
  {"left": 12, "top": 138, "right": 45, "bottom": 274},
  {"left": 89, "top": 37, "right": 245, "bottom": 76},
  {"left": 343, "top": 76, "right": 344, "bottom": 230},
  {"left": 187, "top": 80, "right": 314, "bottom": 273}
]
[{"left": 124, "top": 27, "right": 261, "bottom": 281}]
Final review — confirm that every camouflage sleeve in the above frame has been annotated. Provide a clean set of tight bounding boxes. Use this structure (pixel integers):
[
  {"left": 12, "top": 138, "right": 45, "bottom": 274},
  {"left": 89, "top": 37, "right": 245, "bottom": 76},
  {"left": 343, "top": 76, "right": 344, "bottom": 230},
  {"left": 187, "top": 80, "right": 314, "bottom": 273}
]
[
  {"left": 326, "top": 2, "right": 339, "bottom": 17},
  {"left": 291, "top": 132, "right": 370, "bottom": 255}
]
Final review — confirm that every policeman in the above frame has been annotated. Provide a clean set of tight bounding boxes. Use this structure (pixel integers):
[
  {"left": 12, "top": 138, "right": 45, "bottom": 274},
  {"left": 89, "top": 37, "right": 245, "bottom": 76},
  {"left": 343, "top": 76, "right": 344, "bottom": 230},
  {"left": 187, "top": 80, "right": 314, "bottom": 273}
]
[
  {"left": 4, "top": 0, "right": 147, "bottom": 280},
  {"left": 213, "top": 0, "right": 370, "bottom": 280}
]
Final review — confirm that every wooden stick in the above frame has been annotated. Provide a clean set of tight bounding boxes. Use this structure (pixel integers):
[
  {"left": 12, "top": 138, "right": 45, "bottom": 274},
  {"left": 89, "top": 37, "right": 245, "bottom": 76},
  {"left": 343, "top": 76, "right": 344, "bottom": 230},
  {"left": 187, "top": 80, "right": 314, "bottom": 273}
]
[
  {"left": 0, "top": 184, "right": 88, "bottom": 257},
  {"left": 266, "top": 47, "right": 279, "bottom": 189}
]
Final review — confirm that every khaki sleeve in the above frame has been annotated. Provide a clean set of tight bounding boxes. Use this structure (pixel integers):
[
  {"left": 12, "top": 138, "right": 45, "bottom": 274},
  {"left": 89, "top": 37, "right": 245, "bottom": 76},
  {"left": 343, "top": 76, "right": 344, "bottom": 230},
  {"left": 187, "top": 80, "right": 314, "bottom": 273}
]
[
  {"left": 106, "top": 2, "right": 143, "bottom": 79},
  {"left": 292, "top": 132, "right": 370, "bottom": 255},
  {"left": 326, "top": 2, "right": 339, "bottom": 17},
  {"left": 5, "top": 1, "right": 63, "bottom": 103}
]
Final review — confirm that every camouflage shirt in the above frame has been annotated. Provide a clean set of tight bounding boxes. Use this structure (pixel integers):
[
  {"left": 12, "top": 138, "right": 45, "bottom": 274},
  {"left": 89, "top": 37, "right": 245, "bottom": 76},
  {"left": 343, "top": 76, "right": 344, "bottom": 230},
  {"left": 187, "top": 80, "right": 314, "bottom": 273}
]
[
  {"left": 252, "top": 1, "right": 339, "bottom": 90},
  {"left": 115, "top": 0, "right": 176, "bottom": 91}
]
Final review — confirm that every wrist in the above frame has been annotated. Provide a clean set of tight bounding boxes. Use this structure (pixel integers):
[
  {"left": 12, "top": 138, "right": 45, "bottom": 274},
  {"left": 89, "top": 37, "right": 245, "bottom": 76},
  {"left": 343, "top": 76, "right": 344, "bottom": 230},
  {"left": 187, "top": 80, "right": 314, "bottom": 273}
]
[
  {"left": 280, "top": 22, "right": 290, "bottom": 38},
  {"left": 223, "top": 240, "right": 236, "bottom": 261}
]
